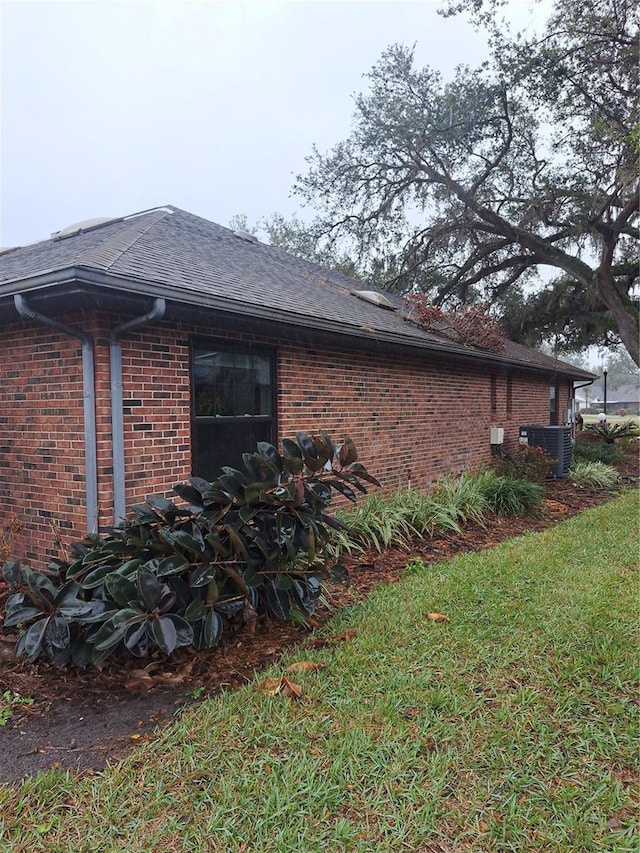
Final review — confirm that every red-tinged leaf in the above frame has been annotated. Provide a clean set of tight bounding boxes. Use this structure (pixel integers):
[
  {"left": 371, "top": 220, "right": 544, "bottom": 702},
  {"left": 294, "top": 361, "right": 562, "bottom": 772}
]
[
  {"left": 338, "top": 439, "right": 357, "bottom": 466},
  {"left": 426, "top": 612, "right": 449, "bottom": 623},
  {"left": 280, "top": 676, "right": 303, "bottom": 698}
]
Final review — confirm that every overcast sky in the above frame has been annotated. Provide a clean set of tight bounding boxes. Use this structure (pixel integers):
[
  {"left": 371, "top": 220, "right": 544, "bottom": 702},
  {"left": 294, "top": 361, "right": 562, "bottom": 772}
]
[{"left": 1, "top": 0, "right": 548, "bottom": 248}]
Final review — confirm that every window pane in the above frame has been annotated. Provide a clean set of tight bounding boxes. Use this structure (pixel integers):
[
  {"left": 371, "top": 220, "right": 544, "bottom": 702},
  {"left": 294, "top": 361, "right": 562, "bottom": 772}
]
[
  {"left": 194, "top": 420, "right": 273, "bottom": 480},
  {"left": 191, "top": 342, "right": 275, "bottom": 480},
  {"left": 194, "top": 349, "right": 271, "bottom": 417}
]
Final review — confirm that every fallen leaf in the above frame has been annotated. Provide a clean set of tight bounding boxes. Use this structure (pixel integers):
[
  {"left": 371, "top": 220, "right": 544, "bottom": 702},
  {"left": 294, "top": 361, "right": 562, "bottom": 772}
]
[
  {"left": 154, "top": 672, "right": 187, "bottom": 686},
  {"left": 280, "top": 676, "right": 303, "bottom": 699},
  {"left": 124, "top": 671, "right": 155, "bottom": 692},
  {"left": 426, "top": 612, "right": 449, "bottom": 623},
  {"left": 606, "top": 817, "right": 623, "bottom": 830},
  {"left": 256, "top": 677, "right": 283, "bottom": 696},
  {"left": 286, "top": 661, "right": 326, "bottom": 675},
  {"left": 307, "top": 628, "right": 357, "bottom": 647},
  {"left": 478, "top": 820, "right": 489, "bottom": 832},
  {"left": 129, "top": 733, "right": 142, "bottom": 741}
]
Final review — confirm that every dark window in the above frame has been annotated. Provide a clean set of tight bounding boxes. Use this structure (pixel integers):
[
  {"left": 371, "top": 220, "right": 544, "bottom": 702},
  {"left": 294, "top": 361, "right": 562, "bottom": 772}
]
[
  {"left": 549, "top": 384, "right": 559, "bottom": 425},
  {"left": 192, "top": 340, "right": 275, "bottom": 480},
  {"left": 490, "top": 374, "right": 498, "bottom": 415}
]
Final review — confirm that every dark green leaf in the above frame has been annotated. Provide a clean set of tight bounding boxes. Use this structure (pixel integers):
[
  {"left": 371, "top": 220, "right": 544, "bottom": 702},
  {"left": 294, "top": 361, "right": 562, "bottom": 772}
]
[
  {"left": 329, "top": 563, "right": 350, "bottom": 583},
  {"left": 265, "top": 581, "right": 290, "bottom": 620},
  {"left": 83, "top": 561, "right": 119, "bottom": 589},
  {"left": 189, "top": 476, "right": 212, "bottom": 494},
  {"left": 4, "top": 606, "right": 43, "bottom": 628},
  {"left": 43, "top": 615, "right": 71, "bottom": 651},
  {"left": 16, "top": 618, "right": 49, "bottom": 662},
  {"left": 190, "top": 563, "right": 219, "bottom": 588},
  {"left": 326, "top": 479, "right": 357, "bottom": 502},
  {"left": 152, "top": 555, "right": 190, "bottom": 577},
  {"left": 349, "top": 463, "right": 381, "bottom": 487},
  {"left": 173, "top": 482, "right": 205, "bottom": 506},
  {"left": 150, "top": 615, "right": 177, "bottom": 655},
  {"left": 106, "top": 574, "right": 139, "bottom": 608},
  {"left": 146, "top": 496, "right": 178, "bottom": 514},
  {"left": 184, "top": 599, "right": 207, "bottom": 622},
  {"left": 203, "top": 609, "right": 223, "bottom": 647},
  {"left": 165, "top": 614, "right": 193, "bottom": 648},
  {"left": 138, "top": 568, "right": 162, "bottom": 611},
  {"left": 124, "top": 621, "right": 147, "bottom": 651},
  {"left": 256, "top": 442, "right": 284, "bottom": 474},
  {"left": 296, "top": 432, "right": 318, "bottom": 460},
  {"left": 214, "top": 595, "right": 245, "bottom": 615},
  {"left": 2, "top": 560, "right": 21, "bottom": 589}
]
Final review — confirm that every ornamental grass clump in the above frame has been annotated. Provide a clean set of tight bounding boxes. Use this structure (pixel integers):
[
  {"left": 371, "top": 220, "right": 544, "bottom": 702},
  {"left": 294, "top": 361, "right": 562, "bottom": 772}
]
[
  {"left": 569, "top": 460, "right": 619, "bottom": 488},
  {"left": 430, "top": 472, "right": 489, "bottom": 527},
  {"left": 476, "top": 471, "right": 544, "bottom": 516},
  {"left": 2, "top": 432, "right": 378, "bottom": 667}
]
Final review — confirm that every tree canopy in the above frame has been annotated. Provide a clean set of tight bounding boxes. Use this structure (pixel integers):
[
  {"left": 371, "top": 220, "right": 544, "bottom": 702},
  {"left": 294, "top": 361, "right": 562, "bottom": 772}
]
[{"left": 287, "top": 0, "right": 639, "bottom": 364}]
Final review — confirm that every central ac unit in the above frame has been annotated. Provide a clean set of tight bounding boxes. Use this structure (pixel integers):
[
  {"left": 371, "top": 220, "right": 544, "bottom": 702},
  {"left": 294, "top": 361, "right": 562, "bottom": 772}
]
[{"left": 518, "top": 425, "right": 572, "bottom": 478}]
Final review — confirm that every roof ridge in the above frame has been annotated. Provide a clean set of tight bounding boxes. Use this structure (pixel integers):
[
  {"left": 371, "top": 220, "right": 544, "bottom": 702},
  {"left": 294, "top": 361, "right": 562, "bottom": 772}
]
[{"left": 75, "top": 209, "right": 171, "bottom": 271}]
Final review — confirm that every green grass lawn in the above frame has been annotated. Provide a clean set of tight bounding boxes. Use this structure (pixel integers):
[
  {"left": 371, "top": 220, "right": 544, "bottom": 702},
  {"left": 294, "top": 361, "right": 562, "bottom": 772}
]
[{"left": 1, "top": 490, "right": 638, "bottom": 852}]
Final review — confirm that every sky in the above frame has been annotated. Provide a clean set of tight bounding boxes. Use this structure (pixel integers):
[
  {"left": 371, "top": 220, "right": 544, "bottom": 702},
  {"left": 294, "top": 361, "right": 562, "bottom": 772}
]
[{"left": 0, "top": 0, "right": 550, "bottom": 248}]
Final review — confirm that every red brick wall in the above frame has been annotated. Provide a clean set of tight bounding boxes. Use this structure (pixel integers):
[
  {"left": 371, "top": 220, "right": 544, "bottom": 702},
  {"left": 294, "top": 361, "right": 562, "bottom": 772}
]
[
  {"left": 0, "top": 323, "right": 87, "bottom": 564},
  {"left": 0, "top": 315, "right": 571, "bottom": 565}
]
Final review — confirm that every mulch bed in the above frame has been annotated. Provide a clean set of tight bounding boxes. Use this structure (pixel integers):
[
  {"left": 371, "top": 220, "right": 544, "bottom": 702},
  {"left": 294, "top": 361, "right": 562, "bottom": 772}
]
[{"left": 1, "top": 451, "right": 637, "bottom": 784}]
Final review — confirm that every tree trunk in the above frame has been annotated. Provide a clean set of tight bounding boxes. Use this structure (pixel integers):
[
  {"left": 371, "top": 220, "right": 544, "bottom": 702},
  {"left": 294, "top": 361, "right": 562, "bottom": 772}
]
[{"left": 597, "top": 272, "right": 640, "bottom": 367}]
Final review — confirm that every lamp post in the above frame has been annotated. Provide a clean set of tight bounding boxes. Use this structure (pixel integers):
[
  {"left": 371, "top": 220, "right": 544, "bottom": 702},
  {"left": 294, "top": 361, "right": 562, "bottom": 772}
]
[{"left": 603, "top": 369, "right": 608, "bottom": 416}]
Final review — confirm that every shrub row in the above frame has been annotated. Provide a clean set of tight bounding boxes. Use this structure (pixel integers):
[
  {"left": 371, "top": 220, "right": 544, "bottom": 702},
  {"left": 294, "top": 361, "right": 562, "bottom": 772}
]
[{"left": 2, "top": 433, "right": 378, "bottom": 667}]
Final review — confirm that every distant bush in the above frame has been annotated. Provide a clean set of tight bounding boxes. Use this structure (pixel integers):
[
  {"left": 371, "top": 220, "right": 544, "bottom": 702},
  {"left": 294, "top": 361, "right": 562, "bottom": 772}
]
[
  {"left": 572, "top": 440, "right": 624, "bottom": 466},
  {"left": 569, "top": 461, "right": 619, "bottom": 488},
  {"left": 2, "top": 433, "right": 378, "bottom": 666},
  {"left": 585, "top": 419, "right": 640, "bottom": 444}
]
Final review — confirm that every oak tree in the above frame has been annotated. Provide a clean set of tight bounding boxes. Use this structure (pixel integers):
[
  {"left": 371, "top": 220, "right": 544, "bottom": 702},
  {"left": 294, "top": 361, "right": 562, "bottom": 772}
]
[{"left": 292, "top": 0, "right": 639, "bottom": 363}]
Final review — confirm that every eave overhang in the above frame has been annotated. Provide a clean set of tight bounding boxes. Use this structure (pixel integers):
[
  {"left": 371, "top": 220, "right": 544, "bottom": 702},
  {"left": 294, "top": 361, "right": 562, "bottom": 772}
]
[{"left": 0, "top": 266, "right": 597, "bottom": 382}]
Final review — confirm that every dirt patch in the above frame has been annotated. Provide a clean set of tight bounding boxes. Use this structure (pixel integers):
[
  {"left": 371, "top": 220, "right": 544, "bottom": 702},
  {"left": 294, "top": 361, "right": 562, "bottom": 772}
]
[{"left": 1, "top": 454, "right": 637, "bottom": 784}]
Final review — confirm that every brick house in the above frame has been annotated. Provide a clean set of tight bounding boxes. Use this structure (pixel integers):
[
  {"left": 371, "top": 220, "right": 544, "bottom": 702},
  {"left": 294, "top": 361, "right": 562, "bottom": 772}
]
[{"left": 0, "top": 206, "right": 595, "bottom": 564}]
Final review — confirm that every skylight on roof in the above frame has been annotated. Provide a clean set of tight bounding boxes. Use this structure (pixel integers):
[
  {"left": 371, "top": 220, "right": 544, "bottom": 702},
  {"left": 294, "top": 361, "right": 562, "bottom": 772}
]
[
  {"left": 233, "top": 230, "right": 259, "bottom": 245},
  {"left": 352, "top": 290, "right": 396, "bottom": 310},
  {"left": 51, "top": 217, "right": 121, "bottom": 240}
]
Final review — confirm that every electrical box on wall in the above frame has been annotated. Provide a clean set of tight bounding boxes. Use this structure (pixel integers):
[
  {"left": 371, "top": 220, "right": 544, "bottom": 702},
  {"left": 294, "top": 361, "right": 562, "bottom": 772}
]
[{"left": 490, "top": 427, "right": 504, "bottom": 445}]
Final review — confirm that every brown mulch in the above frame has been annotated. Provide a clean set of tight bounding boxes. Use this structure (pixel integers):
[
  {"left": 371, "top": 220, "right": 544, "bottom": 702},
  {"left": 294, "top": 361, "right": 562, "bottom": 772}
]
[{"left": 0, "top": 451, "right": 637, "bottom": 784}]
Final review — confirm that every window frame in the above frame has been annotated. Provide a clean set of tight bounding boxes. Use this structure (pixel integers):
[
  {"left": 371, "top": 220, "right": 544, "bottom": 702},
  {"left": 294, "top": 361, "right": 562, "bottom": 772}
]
[{"left": 190, "top": 336, "right": 277, "bottom": 478}]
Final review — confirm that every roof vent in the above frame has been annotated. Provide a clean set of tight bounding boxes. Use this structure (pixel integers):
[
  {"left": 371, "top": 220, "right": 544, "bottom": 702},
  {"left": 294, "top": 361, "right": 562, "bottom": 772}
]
[
  {"left": 353, "top": 290, "right": 396, "bottom": 310},
  {"left": 233, "top": 230, "right": 259, "bottom": 245},
  {"left": 52, "top": 216, "right": 121, "bottom": 240}
]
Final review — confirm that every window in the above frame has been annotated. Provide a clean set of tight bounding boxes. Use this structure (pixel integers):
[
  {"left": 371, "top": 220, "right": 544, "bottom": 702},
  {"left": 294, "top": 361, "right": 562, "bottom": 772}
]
[
  {"left": 490, "top": 374, "right": 498, "bottom": 415},
  {"left": 549, "top": 384, "right": 559, "bottom": 425},
  {"left": 192, "top": 340, "right": 275, "bottom": 480}
]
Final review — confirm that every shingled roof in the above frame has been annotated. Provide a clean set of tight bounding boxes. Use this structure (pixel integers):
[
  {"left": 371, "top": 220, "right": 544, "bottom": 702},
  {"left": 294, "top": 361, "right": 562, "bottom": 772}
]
[{"left": 0, "top": 205, "right": 595, "bottom": 380}]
